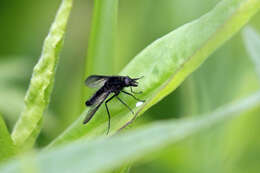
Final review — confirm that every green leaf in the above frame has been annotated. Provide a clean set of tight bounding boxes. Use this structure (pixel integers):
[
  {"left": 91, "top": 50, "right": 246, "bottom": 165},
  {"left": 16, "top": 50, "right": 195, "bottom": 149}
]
[
  {"left": 242, "top": 26, "right": 260, "bottom": 79},
  {"left": 50, "top": 0, "right": 260, "bottom": 147},
  {"left": 111, "top": 163, "right": 131, "bottom": 173},
  {"left": 1, "top": 91, "right": 260, "bottom": 173},
  {"left": 0, "top": 114, "right": 16, "bottom": 163},
  {"left": 11, "top": 0, "right": 73, "bottom": 148}
]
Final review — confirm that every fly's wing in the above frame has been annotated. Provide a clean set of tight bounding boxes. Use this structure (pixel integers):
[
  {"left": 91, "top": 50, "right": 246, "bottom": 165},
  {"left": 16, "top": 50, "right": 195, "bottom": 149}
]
[
  {"left": 83, "top": 92, "right": 110, "bottom": 124},
  {"left": 85, "top": 75, "right": 111, "bottom": 88}
]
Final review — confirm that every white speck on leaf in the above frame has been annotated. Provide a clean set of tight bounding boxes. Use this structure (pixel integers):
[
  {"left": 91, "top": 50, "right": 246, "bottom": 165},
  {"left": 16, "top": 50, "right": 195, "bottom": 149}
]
[{"left": 136, "top": 102, "right": 143, "bottom": 107}]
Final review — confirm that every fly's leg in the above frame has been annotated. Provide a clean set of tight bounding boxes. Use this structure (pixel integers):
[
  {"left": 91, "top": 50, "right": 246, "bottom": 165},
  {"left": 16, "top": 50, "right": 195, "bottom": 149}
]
[
  {"left": 115, "top": 91, "right": 145, "bottom": 134},
  {"left": 130, "top": 87, "right": 142, "bottom": 94},
  {"left": 121, "top": 90, "right": 145, "bottom": 102},
  {"left": 116, "top": 96, "right": 134, "bottom": 115},
  {"left": 105, "top": 94, "right": 117, "bottom": 135}
]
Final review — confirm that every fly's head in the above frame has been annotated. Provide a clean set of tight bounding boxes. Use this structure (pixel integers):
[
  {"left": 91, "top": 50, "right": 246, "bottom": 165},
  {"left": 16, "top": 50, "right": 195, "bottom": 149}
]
[{"left": 124, "top": 76, "right": 143, "bottom": 87}]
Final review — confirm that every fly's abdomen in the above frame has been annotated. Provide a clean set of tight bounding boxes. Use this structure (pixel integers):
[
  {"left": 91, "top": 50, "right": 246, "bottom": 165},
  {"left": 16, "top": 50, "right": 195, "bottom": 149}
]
[
  {"left": 85, "top": 87, "right": 106, "bottom": 106},
  {"left": 85, "top": 95, "right": 98, "bottom": 106},
  {"left": 85, "top": 100, "right": 92, "bottom": 106}
]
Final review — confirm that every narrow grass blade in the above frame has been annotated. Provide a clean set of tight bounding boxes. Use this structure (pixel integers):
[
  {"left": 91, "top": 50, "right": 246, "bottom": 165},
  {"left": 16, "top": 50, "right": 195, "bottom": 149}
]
[
  {"left": 85, "top": 0, "right": 118, "bottom": 74},
  {"left": 1, "top": 91, "right": 260, "bottom": 173},
  {"left": 49, "top": 0, "right": 260, "bottom": 147},
  {"left": 11, "top": 0, "right": 73, "bottom": 148},
  {"left": 83, "top": 0, "right": 118, "bottom": 100},
  {"left": 242, "top": 26, "right": 260, "bottom": 79},
  {"left": 0, "top": 114, "right": 16, "bottom": 163}
]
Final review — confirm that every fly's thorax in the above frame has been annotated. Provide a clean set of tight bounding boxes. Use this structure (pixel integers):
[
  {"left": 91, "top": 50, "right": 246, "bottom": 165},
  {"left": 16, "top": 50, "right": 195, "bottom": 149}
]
[
  {"left": 105, "top": 82, "right": 124, "bottom": 93},
  {"left": 105, "top": 77, "right": 124, "bottom": 87}
]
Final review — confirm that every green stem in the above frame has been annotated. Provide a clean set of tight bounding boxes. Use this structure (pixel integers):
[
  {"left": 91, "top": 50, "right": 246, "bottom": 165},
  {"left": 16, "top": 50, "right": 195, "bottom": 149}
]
[{"left": 11, "top": 0, "right": 73, "bottom": 148}]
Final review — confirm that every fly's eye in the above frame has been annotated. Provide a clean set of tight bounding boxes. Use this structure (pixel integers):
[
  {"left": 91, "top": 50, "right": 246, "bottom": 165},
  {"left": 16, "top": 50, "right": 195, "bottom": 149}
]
[{"left": 124, "top": 77, "right": 130, "bottom": 85}]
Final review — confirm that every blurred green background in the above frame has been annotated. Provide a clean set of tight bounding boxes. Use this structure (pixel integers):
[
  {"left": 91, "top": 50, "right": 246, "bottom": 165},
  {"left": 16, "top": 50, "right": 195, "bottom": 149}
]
[{"left": 1, "top": 0, "right": 260, "bottom": 172}]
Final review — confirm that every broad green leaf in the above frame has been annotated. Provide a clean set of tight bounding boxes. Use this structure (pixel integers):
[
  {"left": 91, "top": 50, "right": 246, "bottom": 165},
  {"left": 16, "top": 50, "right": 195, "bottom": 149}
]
[
  {"left": 242, "top": 26, "right": 260, "bottom": 79},
  {"left": 0, "top": 114, "right": 16, "bottom": 162},
  {"left": 49, "top": 0, "right": 260, "bottom": 147},
  {"left": 83, "top": 0, "right": 118, "bottom": 100},
  {"left": 1, "top": 91, "right": 260, "bottom": 173},
  {"left": 11, "top": 0, "right": 73, "bottom": 148},
  {"left": 111, "top": 163, "right": 131, "bottom": 173}
]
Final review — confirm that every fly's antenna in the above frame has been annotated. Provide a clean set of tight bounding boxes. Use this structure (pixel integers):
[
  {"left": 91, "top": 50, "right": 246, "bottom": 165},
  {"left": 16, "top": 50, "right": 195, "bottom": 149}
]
[{"left": 133, "top": 76, "right": 144, "bottom": 81}]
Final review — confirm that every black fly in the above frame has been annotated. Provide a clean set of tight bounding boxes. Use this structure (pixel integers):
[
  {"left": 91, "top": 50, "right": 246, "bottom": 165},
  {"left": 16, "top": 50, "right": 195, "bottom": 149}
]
[{"left": 84, "top": 75, "right": 145, "bottom": 134}]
